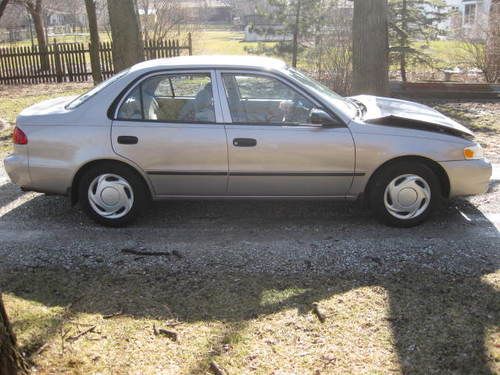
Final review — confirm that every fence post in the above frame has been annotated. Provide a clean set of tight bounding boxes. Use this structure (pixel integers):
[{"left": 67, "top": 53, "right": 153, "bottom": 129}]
[
  {"left": 188, "top": 32, "right": 192, "bottom": 55},
  {"left": 53, "top": 39, "right": 63, "bottom": 83}
]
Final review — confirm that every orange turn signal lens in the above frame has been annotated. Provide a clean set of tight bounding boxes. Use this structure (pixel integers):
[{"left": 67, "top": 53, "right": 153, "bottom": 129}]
[
  {"left": 463, "top": 148, "right": 475, "bottom": 159},
  {"left": 463, "top": 144, "right": 484, "bottom": 160}
]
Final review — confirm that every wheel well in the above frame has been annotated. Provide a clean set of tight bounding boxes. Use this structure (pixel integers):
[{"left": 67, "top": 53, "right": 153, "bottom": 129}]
[
  {"left": 70, "top": 159, "right": 152, "bottom": 205},
  {"left": 365, "top": 156, "right": 450, "bottom": 199}
]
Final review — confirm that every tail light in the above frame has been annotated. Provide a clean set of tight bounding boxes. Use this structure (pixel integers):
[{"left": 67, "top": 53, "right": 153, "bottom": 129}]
[{"left": 12, "top": 126, "right": 28, "bottom": 145}]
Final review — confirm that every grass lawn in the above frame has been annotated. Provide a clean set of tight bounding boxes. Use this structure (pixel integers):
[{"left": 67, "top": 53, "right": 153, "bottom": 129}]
[
  {"left": 2, "top": 268, "right": 499, "bottom": 374},
  {"left": 193, "top": 30, "right": 252, "bottom": 55}
]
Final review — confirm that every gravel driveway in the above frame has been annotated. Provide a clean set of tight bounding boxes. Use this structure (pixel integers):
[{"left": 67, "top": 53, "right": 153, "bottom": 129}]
[{"left": 1, "top": 162, "right": 498, "bottom": 276}]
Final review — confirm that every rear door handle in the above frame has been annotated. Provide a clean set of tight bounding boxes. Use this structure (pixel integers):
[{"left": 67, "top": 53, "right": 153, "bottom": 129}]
[
  {"left": 233, "top": 138, "right": 257, "bottom": 147},
  {"left": 117, "top": 136, "right": 138, "bottom": 145}
]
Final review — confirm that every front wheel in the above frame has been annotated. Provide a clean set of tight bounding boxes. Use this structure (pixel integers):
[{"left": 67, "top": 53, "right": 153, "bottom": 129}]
[
  {"left": 78, "top": 163, "right": 148, "bottom": 227},
  {"left": 368, "top": 161, "right": 441, "bottom": 227}
]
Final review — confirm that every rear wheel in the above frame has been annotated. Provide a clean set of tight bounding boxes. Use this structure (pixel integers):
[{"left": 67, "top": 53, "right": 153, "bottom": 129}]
[
  {"left": 368, "top": 161, "right": 441, "bottom": 227},
  {"left": 78, "top": 163, "right": 148, "bottom": 226}
]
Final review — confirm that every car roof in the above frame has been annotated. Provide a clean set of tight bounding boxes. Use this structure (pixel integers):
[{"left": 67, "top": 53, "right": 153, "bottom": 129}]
[{"left": 129, "top": 55, "right": 288, "bottom": 73}]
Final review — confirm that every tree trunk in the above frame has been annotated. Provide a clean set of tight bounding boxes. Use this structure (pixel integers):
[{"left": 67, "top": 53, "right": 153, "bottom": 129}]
[
  {"left": 352, "top": 0, "right": 389, "bottom": 96},
  {"left": 0, "top": 0, "right": 9, "bottom": 20},
  {"left": 291, "top": 0, "right": 301, "bottom": 68},
  {"left": 486, "top": 0, "right": 500, "bottom": 83},
  {"left": 400, "top": 52, "right": 407, "bottom": 82},
  {"left": 84, "top": 0, "right": 102, "bottom": 84},
  {"left": 107, "top": 0, "right": 144, "bottom": 72},
  {"left": 26, "top": 1, "right": 49, "bottom": 71},
  {"left": 400, "top": 0, "right": 407, "bottom": 82},
  {"left": 0, "top": 293, "right": 25, "bottom": 375}
]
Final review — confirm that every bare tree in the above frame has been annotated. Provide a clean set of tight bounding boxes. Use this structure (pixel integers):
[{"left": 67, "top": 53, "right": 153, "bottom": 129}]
[
  {"left": 0, "top": 293, "right": 27, "bottom": 375},
  {"left": 311, "top": 3, "right": 353, "bottom": 95},
  {"left": 107, "top": 0, "right": 143, "bottom": 72},
  {"left": 13, "top": 0, "right": 49, "bottom": 69},
  {"left": 457, "top": 1, "right": 499, "bottom": 84},
  {"left": 352, "top": 0, "right": 389, "bottom": 96},
  {"left": 486, "top": 0, "right": 499, "bottom": 83},
  {"left": 84, "top": 0, "right": 102, "bottom": 83},
  {"left": 0, "top": 0, "right": 9, "bottom": 19},
  {"left": 138, "top": 0, "right": 195, "bottom": 43}
]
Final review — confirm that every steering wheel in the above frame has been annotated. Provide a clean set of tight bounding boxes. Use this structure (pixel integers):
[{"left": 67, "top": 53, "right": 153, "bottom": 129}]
[{"left": 281, "top": 95, "right": 310, "bottom": 123}]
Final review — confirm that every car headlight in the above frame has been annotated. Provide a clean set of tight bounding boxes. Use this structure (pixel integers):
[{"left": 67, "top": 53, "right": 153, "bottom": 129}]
[{"left": 463, "top": 143, "right": 484, "bottom": 160}]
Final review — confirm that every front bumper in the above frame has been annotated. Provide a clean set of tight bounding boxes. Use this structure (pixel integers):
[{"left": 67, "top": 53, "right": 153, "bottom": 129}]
[
  {"left": 439, "top": 159, "right": 492, "bottom": 197},
  {"left": 4, "top": 151, "right": 31, "bottom": 187}
]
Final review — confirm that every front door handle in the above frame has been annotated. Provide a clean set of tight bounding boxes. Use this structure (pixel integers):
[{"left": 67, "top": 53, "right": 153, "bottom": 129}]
[
  {"left": 117, "top": 136, "right": 138, "bottom": 145},
  {"left": 233, "top": 138, "right": 257, "bottom": 147}
]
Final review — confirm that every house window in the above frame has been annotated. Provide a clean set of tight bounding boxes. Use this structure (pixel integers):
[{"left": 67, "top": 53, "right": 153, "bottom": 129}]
[{"left": 464, "top": 3, "right": 476, "bottom": 25}]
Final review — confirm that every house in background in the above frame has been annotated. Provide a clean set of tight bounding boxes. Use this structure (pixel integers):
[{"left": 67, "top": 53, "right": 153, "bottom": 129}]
[
  {"left": 444, "top": 0, "right": 492, "bottom": 39},
  {"left": 239, "top": 0, "right": 352, "bottom": 42},
  {"left": 179, "top": 0, "right": 232, "bottom": 24}
]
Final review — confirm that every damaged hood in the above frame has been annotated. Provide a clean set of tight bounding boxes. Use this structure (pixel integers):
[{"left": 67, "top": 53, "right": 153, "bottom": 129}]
[{"left": 350, "top": 95, "right": 474, "bottom": 137}]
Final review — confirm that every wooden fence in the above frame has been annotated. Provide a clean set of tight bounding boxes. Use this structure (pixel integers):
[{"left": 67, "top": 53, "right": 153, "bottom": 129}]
[{"left": 0, "top": 35, "right": 192, "bottom": 85}]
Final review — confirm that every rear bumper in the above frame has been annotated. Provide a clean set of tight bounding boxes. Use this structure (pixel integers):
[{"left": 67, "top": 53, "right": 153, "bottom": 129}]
[
  {"left": 439, "top": 159, "right": 492, "bottom": 197},
  {"left": 4, "top": 152, "right": 31, "bottom": 187}
]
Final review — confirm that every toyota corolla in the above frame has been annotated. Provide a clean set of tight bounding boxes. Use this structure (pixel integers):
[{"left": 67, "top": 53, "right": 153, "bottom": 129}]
[{"left": 4, "top": 56, "right": 492, "bottom": 227}]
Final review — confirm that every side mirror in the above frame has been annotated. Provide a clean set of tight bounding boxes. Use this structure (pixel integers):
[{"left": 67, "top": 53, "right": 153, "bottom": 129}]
[{"left": 309, "top": 109, "right": 342, "bottom": 127}]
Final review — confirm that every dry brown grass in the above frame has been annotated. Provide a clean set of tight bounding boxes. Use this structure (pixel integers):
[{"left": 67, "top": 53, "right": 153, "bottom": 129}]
[{"left": 1, "top": 267, "right": 499, "bottom": 374}]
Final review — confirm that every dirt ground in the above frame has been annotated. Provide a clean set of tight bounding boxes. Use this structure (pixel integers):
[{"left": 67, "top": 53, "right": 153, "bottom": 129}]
[{"left": 0, "top": 84, "right": 499, "bottom": 374}]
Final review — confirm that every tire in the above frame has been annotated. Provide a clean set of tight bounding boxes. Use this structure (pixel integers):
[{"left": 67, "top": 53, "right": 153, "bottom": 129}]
[
  {"left": 368, "top": 161, "right": 441, "bottom": 227},
  {"left": 78, "top": 162, "right": 149, "bottom": 227}
]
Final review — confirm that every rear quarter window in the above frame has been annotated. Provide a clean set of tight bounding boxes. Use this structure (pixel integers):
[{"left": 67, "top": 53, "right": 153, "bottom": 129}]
[{"left": 66, "top": 69, "right": 130, "bottom": 110}]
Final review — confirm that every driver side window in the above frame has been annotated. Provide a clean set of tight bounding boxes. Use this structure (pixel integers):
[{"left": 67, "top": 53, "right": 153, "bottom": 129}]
[{"left": 222, "top": 73, "right": 318, "bottom": 125}]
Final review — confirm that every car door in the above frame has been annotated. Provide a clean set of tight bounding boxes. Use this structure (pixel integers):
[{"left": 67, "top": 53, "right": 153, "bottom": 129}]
[
  {"left": 217, "top": 70, "right": 355, "bottom": 197},
  {"left": 111, "top": 70, "right": 229, "bottom": 196}
]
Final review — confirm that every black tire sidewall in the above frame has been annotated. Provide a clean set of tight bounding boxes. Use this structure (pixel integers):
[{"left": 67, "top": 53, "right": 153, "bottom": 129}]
[
  {"left": 369, "top": 161, "right": 441, "bottom": 227},
  {"left": 78, "top": 163, "right": 148, "bottom": 227}
]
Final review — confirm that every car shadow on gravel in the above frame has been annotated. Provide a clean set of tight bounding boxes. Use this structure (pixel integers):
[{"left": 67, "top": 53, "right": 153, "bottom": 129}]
[{"left": 1, "top": 194, "right": 499, "bottom": 373}]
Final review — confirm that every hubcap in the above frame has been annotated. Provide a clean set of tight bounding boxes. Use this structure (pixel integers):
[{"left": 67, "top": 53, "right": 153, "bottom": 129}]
[
  {"left": 88, "top": 174, "right": 134, "bottom": 219},
  {"left": 383, "top": 174, "right": 431, "bottom": 220}
]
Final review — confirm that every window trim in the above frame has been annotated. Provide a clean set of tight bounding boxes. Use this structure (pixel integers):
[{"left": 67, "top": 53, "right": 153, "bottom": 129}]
[
  {"left": 463, "top": 3, "right": 477, "bottom": 25},
  {"left": 113, "top": 69, "right": 223, "bottom": 124},
  {"left": 215, "top": 69, "right": 346, "bottom": 128}
]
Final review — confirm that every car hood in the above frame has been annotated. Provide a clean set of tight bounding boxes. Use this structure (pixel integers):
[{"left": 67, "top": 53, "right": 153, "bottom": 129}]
[{"left": 350, "top": 95, "right": 474, "bottom": 137}]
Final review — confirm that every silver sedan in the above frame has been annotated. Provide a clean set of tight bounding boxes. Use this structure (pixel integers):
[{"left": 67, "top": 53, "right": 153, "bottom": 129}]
[{"left": 4, "top": 56, "right": 492, "bottom": 227}]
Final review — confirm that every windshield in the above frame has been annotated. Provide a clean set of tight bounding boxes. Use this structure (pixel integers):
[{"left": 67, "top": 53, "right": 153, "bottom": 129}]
[
  {"left": 284, "top": 68, "right": 357, "bottom": 119},
  {"left": 66, "top": 69, "right": 130, "bottom": 109}
]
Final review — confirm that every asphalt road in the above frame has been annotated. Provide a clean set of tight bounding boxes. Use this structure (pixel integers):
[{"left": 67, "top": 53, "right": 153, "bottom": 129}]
[{"left": 0, "top": 163, "right": 498, "bottom": 277}]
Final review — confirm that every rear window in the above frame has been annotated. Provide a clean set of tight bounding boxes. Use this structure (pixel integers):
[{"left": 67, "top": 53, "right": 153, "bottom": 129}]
[{"left": 66, "top": 69, "right": 130, "bottom": 110}]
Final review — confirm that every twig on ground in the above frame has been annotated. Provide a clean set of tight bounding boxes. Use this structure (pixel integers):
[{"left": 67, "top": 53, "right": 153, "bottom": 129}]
[
  {"left": 102, "top": 309, "right": 123, "bottom": 319},
  {"left": 209, "top": 360, "right": 228, "bottom": 375},
  {"left": 34, "top": 342, "right": 50, "bottom": 356},
  {"left": 67, "top": 321, "right": 95, "bottom": 327},
  {"left": 172, "top": 250, "right": 183, "bottom": 259},
  {"left": 164, "top": 321, "right": 182, "bottom": 327},
  {"left": 312, "top": 302, "right": 326, "bottom": 323},
  {"left": 67, "top": 325, "right": 96, "bottom": 342},
  {"left": 121, "top": 248, "right": 171, "bottom": 256},
  {"left": 157, "top": 329, "right": 178, "bottom": 342}
]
